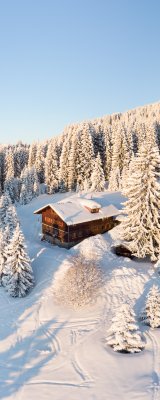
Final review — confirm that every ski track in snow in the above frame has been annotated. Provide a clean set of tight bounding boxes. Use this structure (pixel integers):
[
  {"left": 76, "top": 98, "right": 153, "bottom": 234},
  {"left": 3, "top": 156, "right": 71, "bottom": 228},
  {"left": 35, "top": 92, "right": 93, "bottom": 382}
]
[
  {"left": 33, "top": 319, "right": 98, "bottom": 386},
  {"left": 71, "top": 328, "right": 93, "bottom": 385},
  {"left": 146, "top": 331, "right": 160, "bottom": 400},
  {"left": 23, "top": 322, "right": 96, "bottom": 388}
]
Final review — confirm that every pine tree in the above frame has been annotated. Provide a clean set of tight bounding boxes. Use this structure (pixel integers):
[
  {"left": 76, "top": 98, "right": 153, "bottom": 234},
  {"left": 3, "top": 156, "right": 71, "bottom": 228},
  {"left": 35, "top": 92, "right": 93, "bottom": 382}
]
[
  {"left": 20, "top": 183, "right": 29, "bottom": 205},
  {"left": 35, "top": 143, "right": 45, "bottom": 183},
  {"left": 4, "top": 204, "right": 19, "bottom": 238},
  {"left": 0, "top": 193, "right": 12, "bottom": 229},
  {"left": 0, "top": 226, "right": 12, "bottom": 285},
  {"left": 4, "top": 177, "right": 20, "bottom": 203},
  {"left": 106, "top": 304, "right": 144, "bottom": 353},
  {"left": 33, "top": 179, "right": 40, "bottom": 197},
  {"left": 121, "top": 124, "right": 133, "bottom": 189},
  {"left": 68, "top": 133, "right": 77, "bottom": 191},
  {"left": 59, "top": 138, "right": 70, "bottom": 192},
  {"left": 45, "top": 140, "right": 59, "bottom": 194},
  {"left": 92, "top": 124, "right": 106, "bottom": 170},
  {"left": 108, "top": 125, "right": 123, "bottom": 190},
  {"left": 28, "top": 142, "right": 37, "bottom": 169},
  {"left": 104, "top": 125, "right": 112, "bottom": 180},
  {"left": 20, "top": 167, "right": 32, "bottom": 204},
  {"left": 109, "top": 166, "right": 121, "bottom": 192},
  {"left": 20, "top": 166, "right": 39, "bottom": 204},
  {"left": 0, "top": 230, "right": 6, "bottom": 285},
  {"left": 4, "top": 149, "right": 15, "bottom": 202},
  {"left": 5, "top": 148, "right": 15, "bottom": 180},
  {"left": 0, "top": 149, "right": 5, "bottom": 193},
  {"left": 108, "top": 123, "right": 133, "bottom": 190},
  {"left": 2, "top": 225, "right": 34, "bottom": 297},
  {"left": 32, "top": 168, "right": 40, "bottom": 197},
  {"left": 14, "top": 144, "right": 29, "bottom": 178},
  {"left": 121, "top": 141, "right": 160, "bottom": 261},
  {"left": 76, "top": 124, "right": 94, "bottom": 190},
  {"left": 143, "top": 285, "right": 160, "bottom": 328},
  {"left": 91, "top": 153, "right": 105, "bottom": 191}
]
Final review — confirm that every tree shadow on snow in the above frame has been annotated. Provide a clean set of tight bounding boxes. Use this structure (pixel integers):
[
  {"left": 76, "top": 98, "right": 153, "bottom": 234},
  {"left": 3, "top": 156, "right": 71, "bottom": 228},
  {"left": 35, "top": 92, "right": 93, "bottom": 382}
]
[
  {"left": 0, "top": 317, "right": 67, "bottom": 399},
  {"left": 0, "top": 239, "right": 70, "bottom": 398}
]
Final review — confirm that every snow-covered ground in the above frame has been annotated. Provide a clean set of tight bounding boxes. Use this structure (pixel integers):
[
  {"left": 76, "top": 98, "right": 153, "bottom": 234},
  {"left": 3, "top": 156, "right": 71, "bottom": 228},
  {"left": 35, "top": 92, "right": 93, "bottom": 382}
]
[{"left": 0, "top": 191, "right": 160, "bottom": 400}]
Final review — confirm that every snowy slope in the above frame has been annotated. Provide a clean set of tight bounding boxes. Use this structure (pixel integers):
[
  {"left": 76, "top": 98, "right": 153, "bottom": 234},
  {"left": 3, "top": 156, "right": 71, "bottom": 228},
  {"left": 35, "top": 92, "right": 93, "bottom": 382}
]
[{"left": 0, "top": 191, "right": 160, "bottom": 400}]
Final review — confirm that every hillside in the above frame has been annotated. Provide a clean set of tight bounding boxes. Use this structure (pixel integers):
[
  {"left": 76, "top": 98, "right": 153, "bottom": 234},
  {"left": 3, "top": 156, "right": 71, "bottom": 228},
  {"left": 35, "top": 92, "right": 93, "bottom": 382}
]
[
  {"left": 0, "top": 191, "right": 160, "bottom": 400},
  {"left": 1, "top": 101, "right": 160, "bottom": 203}
]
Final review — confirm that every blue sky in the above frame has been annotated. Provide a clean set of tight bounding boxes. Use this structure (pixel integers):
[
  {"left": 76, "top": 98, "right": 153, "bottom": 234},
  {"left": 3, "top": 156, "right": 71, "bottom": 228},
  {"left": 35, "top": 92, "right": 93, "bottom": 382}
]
[{"left": 0, "top": 0, "right": 160, "bottom": 144}]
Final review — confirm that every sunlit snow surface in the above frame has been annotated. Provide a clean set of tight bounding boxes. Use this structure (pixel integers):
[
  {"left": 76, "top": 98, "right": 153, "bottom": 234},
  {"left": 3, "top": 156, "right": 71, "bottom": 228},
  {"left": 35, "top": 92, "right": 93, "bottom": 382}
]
[{"left": 0, "top": 191, "right": 159, "bottom": 400}]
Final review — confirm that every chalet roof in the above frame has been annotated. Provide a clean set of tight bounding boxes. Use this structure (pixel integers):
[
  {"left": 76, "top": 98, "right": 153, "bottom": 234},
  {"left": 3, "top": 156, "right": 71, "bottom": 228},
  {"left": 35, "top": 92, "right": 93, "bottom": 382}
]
[{"left": 34, "top": 195, "right": 120, "bottom": 226}]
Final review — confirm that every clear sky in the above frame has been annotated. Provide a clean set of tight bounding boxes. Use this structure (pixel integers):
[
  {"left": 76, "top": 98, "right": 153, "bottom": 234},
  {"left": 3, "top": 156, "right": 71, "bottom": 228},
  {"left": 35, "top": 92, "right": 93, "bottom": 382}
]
[{"left": 0, "top": 0, "right": 160, "bottom": 144}]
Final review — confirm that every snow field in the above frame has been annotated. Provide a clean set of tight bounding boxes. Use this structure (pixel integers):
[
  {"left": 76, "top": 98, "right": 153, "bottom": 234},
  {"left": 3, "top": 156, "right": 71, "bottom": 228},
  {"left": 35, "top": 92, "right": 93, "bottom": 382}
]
[{"left": 0, "top": 191, "right": 160, "bottom": 399}]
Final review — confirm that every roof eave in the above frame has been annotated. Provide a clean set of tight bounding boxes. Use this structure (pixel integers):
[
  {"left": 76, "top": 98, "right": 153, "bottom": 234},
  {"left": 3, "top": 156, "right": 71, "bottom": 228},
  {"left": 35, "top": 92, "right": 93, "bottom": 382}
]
[{"left": 33, "top": 204, "right": 53, "bottom": 215}]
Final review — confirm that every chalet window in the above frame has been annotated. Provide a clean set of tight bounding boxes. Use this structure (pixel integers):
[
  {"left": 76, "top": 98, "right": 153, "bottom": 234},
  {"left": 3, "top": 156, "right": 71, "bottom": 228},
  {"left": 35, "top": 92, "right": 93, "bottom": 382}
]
[{"left": 45, "top": 216, "right": 53, "bottom": 224}]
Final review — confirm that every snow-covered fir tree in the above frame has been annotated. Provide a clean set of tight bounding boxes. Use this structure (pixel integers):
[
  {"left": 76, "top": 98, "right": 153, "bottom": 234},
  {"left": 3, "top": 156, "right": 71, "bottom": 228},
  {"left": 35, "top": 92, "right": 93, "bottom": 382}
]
[
  {"left": 59, "top": 137, "right": 70, "bottom": 192},
  {"left": 108, "top": 123, "right": 133, "bottom": 190},
  {"left": 20, "top": 166, "right": 39, "bottom": 204},
  {"left": 76, "top": 124, "right": 94, "bottom": 190},
  {"left": 20, "top": 167, "right": 32, "bottom": 204},
  {"left": 20, "top": 183, "right": 29, "bottom": 205},
  {"left": 121, "top": 124, "right": 133, "bottom": 188},
  {"left": 4, "top": 204, "right": 19, "bottom": 238},
  {"left": 67, "top": 132, "right": 77, "bottom": 191},
  {"left": 0, "top": 230, "right": 6, "bottom": 285},
  {"left": 0, "top": 226, "right": 13, "bottom": 285},
  {"left": 33, "top": 177, "right": 40, "bottom": 197},
  {"left": 109, "top": 166, "right": 121, "bottom": 192},
  {"left": 35, "top": 143, "right": 45, "bottom": 183},
  {"left": 121, "top": 137, "right": 160, "bottom": 261},
  {"left": 91, "top": 153, "right": 105, "bottom": 191},
  {"left": 5, "top": 148, "right": 15, "bottom": 180},
  {"left": 4, "top": 148, "right": 17, "bottom": 202},
  {"left": 92, "top": 123, "right": 106, "bottom": 171},
  {"left": 28, "top": 142, "right": 37, "bottom": 169},
  {"left": 0, "top": 193, "right": 12, "bottom": 230},
  {"left": 2, "top": 224, "right": 34, "bottom": 297},
  {"left": 32, "top": 168, "right": 40, "bottom": 197},
  {"left": 45, "top": 139, "right": 59, "bottom": 194},
  {"left": 106, "top": 304, "right": 144, "bottom": 353},
  {"left": 108, "top": 125, "right": 123, "bottom": 191},
  {"left": 0, "top": 149, "right": 5, "bottom": 194},
  {"left": 14, "top": 143, "right": 29, "bottom": 178},
  {"left": 143, "top": 285, "right": 160, "bottom": 328},
  {"left": 103, "top": 126, "right": 112, "bottom": 180},
  {"left": 4, "top": 177, "right": 21, "bottom": 203}
]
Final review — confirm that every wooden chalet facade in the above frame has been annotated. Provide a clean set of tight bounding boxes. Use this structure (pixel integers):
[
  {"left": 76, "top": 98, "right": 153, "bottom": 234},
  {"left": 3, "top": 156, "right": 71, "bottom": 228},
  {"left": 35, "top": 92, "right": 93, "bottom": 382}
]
[{"left": 34, "top": 197, "right": 120, "bottom": 248}]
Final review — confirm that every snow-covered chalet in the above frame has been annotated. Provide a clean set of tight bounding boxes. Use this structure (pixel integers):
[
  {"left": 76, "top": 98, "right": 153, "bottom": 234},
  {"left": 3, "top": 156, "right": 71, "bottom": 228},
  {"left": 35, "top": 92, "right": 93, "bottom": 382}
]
[{"left": 34, "top": 194, "right": 120, "bottom": 248}]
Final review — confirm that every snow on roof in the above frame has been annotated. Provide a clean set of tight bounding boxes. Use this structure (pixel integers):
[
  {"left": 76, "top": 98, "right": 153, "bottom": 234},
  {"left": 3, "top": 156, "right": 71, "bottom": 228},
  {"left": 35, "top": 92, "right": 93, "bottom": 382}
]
[
  {"left": 78, "top": 198, "right": 101, "bottom": 209},
  {"left": 34, "top": 195, "right": 120, "bottom": 225}
]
